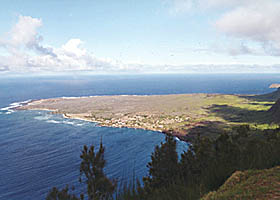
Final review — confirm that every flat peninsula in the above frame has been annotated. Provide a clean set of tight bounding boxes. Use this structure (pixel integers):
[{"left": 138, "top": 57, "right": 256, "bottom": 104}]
[{"left": 18, "top": 91, "right": 279, "bottom": 141}]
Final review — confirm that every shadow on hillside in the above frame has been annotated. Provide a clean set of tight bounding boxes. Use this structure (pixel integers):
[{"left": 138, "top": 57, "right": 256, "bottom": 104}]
[
  {"left": 174, "top": 121, "right": 229, "bottom": 142},
  {"left": 187, "top": 121, "right": 227, "bottom": 139},
  {"left": 247, "top": 102, "right": 274, "bottom": 107},
  {"left": 240, "top": 89, "right": 280, "bottom": 102},
  {"left": 207, "top": 104, "right": 269, "bottom": 124}
]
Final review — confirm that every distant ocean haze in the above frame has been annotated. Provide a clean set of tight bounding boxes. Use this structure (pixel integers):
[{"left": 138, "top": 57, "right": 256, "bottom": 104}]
[{"left": 0, "top": 73, "right": 279, "bottom": 200}]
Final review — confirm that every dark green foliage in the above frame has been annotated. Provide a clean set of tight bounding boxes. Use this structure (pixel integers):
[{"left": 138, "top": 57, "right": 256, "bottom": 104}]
[
  {"left": 139, "top": 125, "right": 280, "bottom": 199},
  {"left": 48, "top": 126, "right": 280, "bottom": 200},
  {"left": 143, "top": 135, "right": 179, "bottom": 190},
  {"left": 115, "top": 179, "right": 145, "bottom": 200},
  {"left": 79, "top": 143, "right": 116, "bottom": 200},
  {"left": 46, "top": 142, "right": 116, "bottom": 200},
  {"left": 46, "top": 185, "right": 80, "bottom": 200}
]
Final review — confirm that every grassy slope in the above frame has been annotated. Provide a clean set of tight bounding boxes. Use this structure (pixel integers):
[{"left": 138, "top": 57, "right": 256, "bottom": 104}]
[{"left": 201, "top": 166, "right": 280, "bottom": 200}]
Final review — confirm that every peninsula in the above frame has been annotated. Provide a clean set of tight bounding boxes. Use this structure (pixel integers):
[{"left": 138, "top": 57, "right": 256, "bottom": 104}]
[{"left": 18, "top": 90, "right": 280, "bottom": 141}]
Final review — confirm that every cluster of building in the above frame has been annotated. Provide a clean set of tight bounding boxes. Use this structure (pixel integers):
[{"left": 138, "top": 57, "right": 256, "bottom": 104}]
[{"left": 91, "top": 113, "right": 188, "bottom": 132}]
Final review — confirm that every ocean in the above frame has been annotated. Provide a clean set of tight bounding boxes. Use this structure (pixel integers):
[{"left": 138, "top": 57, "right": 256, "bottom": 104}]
[{"left": 0, "top": 73, "right": 279, "bottom": 199}]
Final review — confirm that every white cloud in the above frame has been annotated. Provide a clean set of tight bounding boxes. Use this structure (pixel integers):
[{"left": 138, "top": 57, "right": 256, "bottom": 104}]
[
  {"left": 165, "top": 0, "right": 280, "bottom": 56},
  {"left": 1, "top": 14, "right": 279, "bottom": 74},
  {"left": 10, "top": 15, "right": 42, "bottom": 46},
  {"left": 215, "top": 1, "right": 280, "bottom": 56},
  {"left": 1, "top": 15, "right": 56, "bottom": 57},
  {"left": 61, "top": 39, "right": 86, "bottom": 57},
  {"left": 208, "top": 43, "right": 262, "bottom": 57},
  {"left": 0, "top": 15, "right": 121, "bottom": 73}
]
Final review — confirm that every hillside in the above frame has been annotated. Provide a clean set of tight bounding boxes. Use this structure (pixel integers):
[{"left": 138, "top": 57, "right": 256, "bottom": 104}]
[
  {"left": 247, "top": 87, "right": 280, "bottom": 101},
  {"left": 268, "top": 98, "right": 280, "bottom": 123},
  {"left": 202, "top": 166, "right": 280, "bottom": 200}
]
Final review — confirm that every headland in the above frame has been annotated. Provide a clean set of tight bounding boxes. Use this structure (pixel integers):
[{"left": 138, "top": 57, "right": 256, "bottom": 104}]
[{"left": 17, "top": 87, "right": 280, "bottom": 142}]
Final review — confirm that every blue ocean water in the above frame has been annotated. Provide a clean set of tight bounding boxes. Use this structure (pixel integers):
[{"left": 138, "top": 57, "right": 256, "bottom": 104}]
[{"left": 0, "top": 73, "right": 279, "bottom": 199}]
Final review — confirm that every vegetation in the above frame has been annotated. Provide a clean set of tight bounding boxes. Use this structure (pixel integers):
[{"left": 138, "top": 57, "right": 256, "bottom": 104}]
[
  {"left": 46, "top": 125, "right": 280, "bottom": 199},
  {"left": 46, "top": 142, "right": 116, "bottom": 200},
  {"left": 202, "top": 166, "right": 280, "bottom": 200}
]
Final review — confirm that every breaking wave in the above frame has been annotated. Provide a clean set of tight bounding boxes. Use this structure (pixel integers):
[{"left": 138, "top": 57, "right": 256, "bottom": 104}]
[
  {"left": 0, "top": 100, "right": 33, "bottom": 114},
  {"left": 34, "top": 112, "right": 91, "bottom": 127}
]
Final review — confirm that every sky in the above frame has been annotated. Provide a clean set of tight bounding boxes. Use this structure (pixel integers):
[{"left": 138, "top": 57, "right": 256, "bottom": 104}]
[{"left": 0, "top": 0, "right": 280, "bottom": 74}]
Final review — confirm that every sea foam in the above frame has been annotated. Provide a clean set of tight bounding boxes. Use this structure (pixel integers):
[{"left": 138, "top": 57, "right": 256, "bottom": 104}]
[{"left": 0, "top": 99, "right": 32, "bottom": 114}]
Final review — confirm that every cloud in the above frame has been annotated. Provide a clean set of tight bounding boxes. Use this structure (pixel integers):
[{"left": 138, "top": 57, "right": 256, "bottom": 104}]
[
  {"left": 61, "top": 39, "right": 86, "bottom": 57},
  {"left": 10, "top": 15, "right": 42, "bottom": 46},
  {"left": 227, "top": 44, "right": 257, "bottom": 56},
  {"left": 165, "top": 0, "right": 280, "bottom": 56},
  {"left": 203, "top": 42, "right": 264, "bottom": 57},
  {"left": 0, "top": 15, "right": 56, "bottom": 58},
  {"left": 0, "top": 65, "right": 9, "bottom": 71},
  {"left": 0, "top": 15, "right": 121, "bottom": 73},
  {"left": 1, "top": 14, "right": 279, "bottom": 74},
  {"left": 215, "top": 1, "right": 280, "bottom": 56}
]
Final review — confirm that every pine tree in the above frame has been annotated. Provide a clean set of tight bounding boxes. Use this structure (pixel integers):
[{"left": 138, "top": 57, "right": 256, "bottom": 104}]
[
  {"left": 143, "top": 135, "right": 179, "bottom": 190},
  {"left": 46, "top": 185, "right": 80, "bottom": 200},
  {"left": 79, "top": 142, "right": 116, "bottom": 200},
  {"left": 46, "top": 142, "right": 116, "bottom": 200}
]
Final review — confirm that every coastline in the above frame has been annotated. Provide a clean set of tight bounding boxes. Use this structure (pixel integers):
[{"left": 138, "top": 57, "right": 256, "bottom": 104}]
[
  {"left": 12, "top": 94, "right": 220, "bottom": 142},
  {"left": 12, "top": 90, "right": 277, "bottom": 143},
  {"left": 61, "top": 113, "right": 164, "bottom": 132},
  {"left": 60, "top": 113, "right": 191, "bottom": 142},
  {"left": 14, "top": 94, "right": 208, "bottom": 142}
]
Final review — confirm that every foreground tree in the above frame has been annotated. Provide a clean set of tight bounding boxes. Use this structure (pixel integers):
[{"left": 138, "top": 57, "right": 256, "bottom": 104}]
[
  {"left": 47, "top": 125, "right": 280, "bottom": 200},
  {"left": 143, "top": 135, "right": 179, "bottom": 191},
  {"left": 80, "top": 143, "right": 116, "bottom": 199},
  {"left": 46, "top": 185, "right": 80, "bottom": 200},
  {"left": 46, "top": 142, "right": 116, "bottom": 200}
]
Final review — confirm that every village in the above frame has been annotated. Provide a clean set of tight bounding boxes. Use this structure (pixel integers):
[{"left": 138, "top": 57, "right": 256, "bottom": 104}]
[{"left": 85, "top": 113, "right": 187, "bottom": 132}]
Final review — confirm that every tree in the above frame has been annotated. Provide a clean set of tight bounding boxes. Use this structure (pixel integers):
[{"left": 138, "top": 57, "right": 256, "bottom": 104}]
[
  {"left": 79, "top": 142, "right": 116, "bottom": 200},
  {"left": 46, "top": 142, "right": 116, "bottom": 200},
  {"left": 46, "top": 185, "right": 80, "bottom": 200},
  {"left": 143, "top": 135, "right": 179, "bottom": 190}
]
